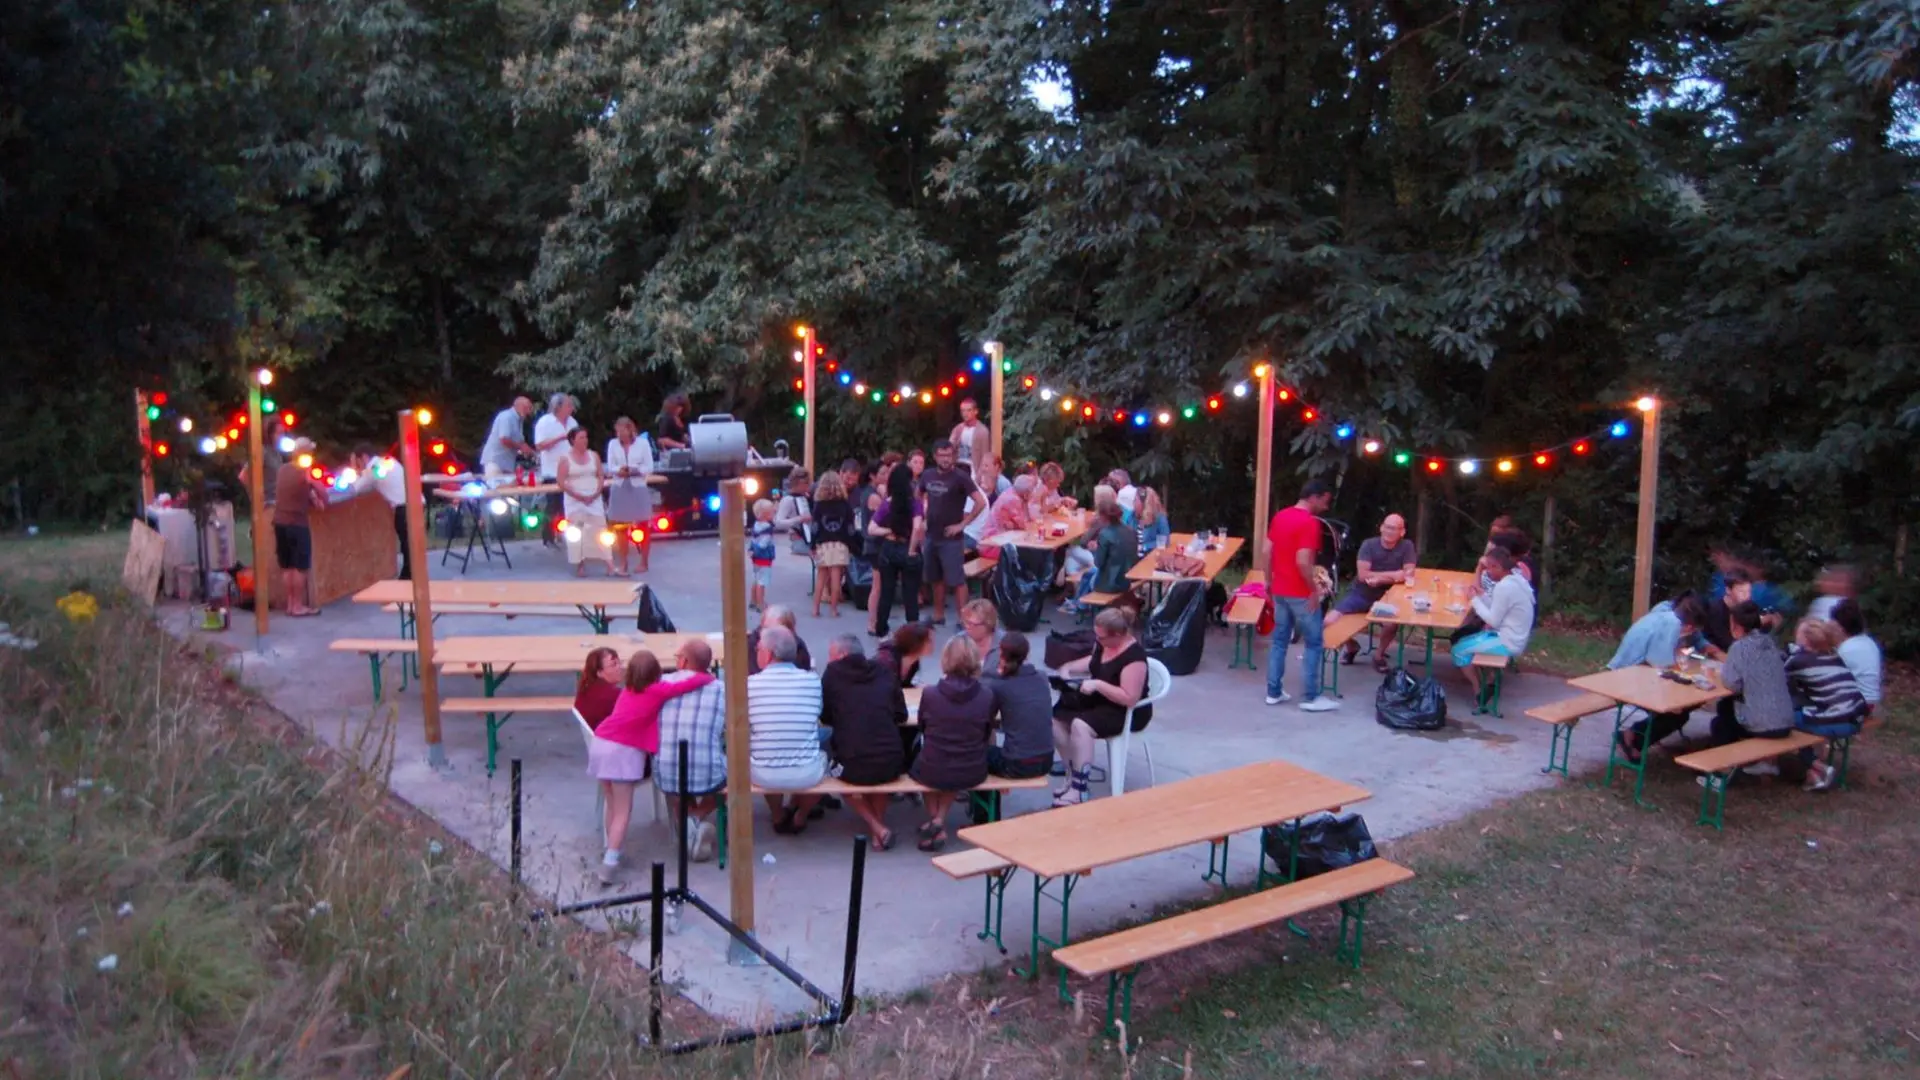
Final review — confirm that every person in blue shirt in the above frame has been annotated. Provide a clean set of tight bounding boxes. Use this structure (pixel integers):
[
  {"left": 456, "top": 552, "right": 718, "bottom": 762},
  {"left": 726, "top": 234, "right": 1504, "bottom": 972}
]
[
  {"left": 1707, "top": 547, "right": 1793, "bottom": 631},
  {"left": 1611, "top": 593, "right": 1709, "bottom": 764}
]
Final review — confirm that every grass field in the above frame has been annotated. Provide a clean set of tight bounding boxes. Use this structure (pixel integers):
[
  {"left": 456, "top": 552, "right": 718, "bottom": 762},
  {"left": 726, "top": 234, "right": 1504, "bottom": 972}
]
[{"left": 2, "top": 531, "right": 1915, "bottom": 1078}]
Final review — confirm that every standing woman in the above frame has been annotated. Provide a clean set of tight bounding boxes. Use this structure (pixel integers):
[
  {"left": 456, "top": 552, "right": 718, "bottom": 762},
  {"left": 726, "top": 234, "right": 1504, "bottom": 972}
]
[
  {"left": 557, "top": 427, "right": 610, "bottom": 577},
  {"left": 810, "top": 470, "right": 856, "bottom": 617},
  {"left": 1050, "top": 608, "right": 1150, "bottom": 805},
  {"left": 867, "top": 458, "right": 925, "bottom": 636},
  {"left": 655, "top": 392, "right": 692, "bottom": 452},
  {"left": 604, "top": 416, "right": 655, "bottom": 576}
]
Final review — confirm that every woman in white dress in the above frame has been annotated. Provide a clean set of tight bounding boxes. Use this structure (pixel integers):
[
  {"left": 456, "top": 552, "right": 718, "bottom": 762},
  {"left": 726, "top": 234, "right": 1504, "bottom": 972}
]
[
  {"left": 604, "top": 416, "right": 655, "bottom": 576},
  {"left": 556, "top": 427, "right": 610, "bottom": 576}
]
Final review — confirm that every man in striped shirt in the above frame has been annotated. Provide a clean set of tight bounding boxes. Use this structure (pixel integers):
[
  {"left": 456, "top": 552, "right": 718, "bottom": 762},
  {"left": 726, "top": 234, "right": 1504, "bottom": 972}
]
[
  {"left": 658, "top": 638, "right": 727, "bottom": 862},
  {"left": 748, "top": 625, "right": 827, "bottom": 833}
]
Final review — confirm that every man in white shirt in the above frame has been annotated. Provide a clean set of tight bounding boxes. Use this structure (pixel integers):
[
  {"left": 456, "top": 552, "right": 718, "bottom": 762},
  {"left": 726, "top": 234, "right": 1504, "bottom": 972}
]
[
  {"left": 1108, "top": 469, "right": 1138, "bottom": 517},
  {"left": 532, "top": 393, "right": 579, "bottom": 547},
  {"left": 480, "top": 397, "right": 534, "bottom": 478},
  {"left": 1831, "top": 599, "right": 1881, "bottom": 718},
  {"left": 1451, "top": 546, "right": 1534, "bottom": 700},
  {"left": 747, "top": 626, "right": 827, "bottom": 830},
  {"left": 350, "top": 444, "right": 413, "bottom": 579}
]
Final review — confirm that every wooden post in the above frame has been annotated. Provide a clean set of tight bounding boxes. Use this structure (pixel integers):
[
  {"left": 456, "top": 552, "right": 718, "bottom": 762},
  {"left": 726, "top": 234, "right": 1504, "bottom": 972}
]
[
  {"left": 1252, "top": 364, "right": 1275, "bottom": 550},
  {"left": 134, "top": 390, "right": 156, "bottom": 510},
  {"left": 801, "top": 325, "right": 817, "bottom": 475},
  {"left": 1415, "top": 486, "right": 1431, "bottom": 560},
  {"left": 400, "top": 409, "right": 445, "bottom": 767},
  {"left": 1540, "top": 494, "right": 1556, "bottom": 609},
  {"left": 1631, "top": 399, "right": 1660, "bottom": 621},
  {"left": 247, "top": 381, "right": 270, "bottom": 639},
  {"left": 986, "top": 341, "right": 1005, "bottom": 462},
  {"left": 718, "top": 478, "right": 755, "bottom": 942}
]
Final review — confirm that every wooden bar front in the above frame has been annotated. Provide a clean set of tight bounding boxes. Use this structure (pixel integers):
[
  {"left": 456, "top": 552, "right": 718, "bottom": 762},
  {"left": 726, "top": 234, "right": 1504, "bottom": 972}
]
[{"left": 267, "top": 492, "right": 397, "bottom": 609}]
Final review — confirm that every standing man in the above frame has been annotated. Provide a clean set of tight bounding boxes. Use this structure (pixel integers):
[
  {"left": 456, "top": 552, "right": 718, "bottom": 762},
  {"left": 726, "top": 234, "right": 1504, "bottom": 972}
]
[
  {"left": 481, "top": 396, "right": 534, "bottom": 480},
  {"left": 1261, "top": 479, "right": 1338, "bottom": 712},
  {"left": 917, "top": 438, "right": 987, "bottom": 626},
  {"left": 1324, "top": 513, "right": 1417, "bottom": 672},
  {"left": 533, "top": 393, "right": 578, "bottom": 547},
  {"left": 271, "top": 438, "right": 328, "bottom": 616},
  {"left": 349, "top": 444, "right": 412, "bottom": 580},
  {"left": 950, "top": 398, "right": 992, "bottom": 477}
]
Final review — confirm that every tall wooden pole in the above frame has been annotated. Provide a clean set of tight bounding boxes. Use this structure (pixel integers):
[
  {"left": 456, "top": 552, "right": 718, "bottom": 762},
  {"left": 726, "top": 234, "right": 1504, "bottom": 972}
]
[
  {"left": 400, "top": 409, "right": 445, "bottom": 767},
  {"left": 247, "top": 380, "right": 270, "bottom": 639},
  {"left": 1540, "top": 494, "right": 1557, "bottom": 610},
  {"left": 718, "top": 478, "right": 756, "bottom": 945},
  {"left": 134, "top": 390, "right": 156, "bottom": 510},
  {"left": 1630, "top": 399, "right": 1661, "bottom": 621},
  {"left": 1252, "top": 364, "right": 1275, "bottom": 549},
  {"left": 986, "top": 341, "right": 1005, "bottom": 462},
  {"left": 801, "top": 326, "right": 817, "bottom": 475}
]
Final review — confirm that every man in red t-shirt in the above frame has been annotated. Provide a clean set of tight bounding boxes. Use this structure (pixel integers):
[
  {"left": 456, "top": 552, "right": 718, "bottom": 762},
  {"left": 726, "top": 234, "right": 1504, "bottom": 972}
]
[{"left": 1261, "top": 479, "right": 1337, "bottom": 710}]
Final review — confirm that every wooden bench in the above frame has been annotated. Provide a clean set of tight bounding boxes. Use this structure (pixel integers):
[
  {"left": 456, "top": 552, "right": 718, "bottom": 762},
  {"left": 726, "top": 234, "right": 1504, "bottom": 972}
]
[
  {"left": 441, "top": 695, "right": 576, "bottom": 775},
  {"left": 1524, "top": 691, "right": 1618, "bottom": 777},
  {"left": 1075, "top": 591, "right": 1124, "bottom": 623},
  {"left": 716, "top": 774, "right": 1049, "bottom": 867},
  {"left": 1469, "top": 652, "right": 1512, "bottom": 716},
  {"left": 962, "top": 556, "right": 995, "bottom": 584},
  {"left": 1053, "top": 859, "right": 1415, "bottom": 1037},
  {"left": 1675, "top": 731, "right": 1828, "bottom": 830},
  {"left": 328, "top": 638, "right": 419, "bottom": 699},
  {"left": 934, "top": 847, "right": 1020, "bottom": 953},
  {"left": 1225, "top": 595, "right": 1265, "bottom": 670},
  {"left": 1319, "top": 612, "right": 1375, "bottom": 697}
]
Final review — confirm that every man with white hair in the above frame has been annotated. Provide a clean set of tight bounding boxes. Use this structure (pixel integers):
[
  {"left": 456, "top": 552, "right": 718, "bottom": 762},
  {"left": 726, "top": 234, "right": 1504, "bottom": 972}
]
[
  {"left": 981, "top": 473, "right": 1036, "bottom": 560},
  {"left": 532, "top": 393, "right": 578, "bottom": 546},
  {"left": 748, "top": 625, "right": 827, "bottom": 832},
  {"left": 747, "top": 604, "right": 813, "bottom": 673},
  {"left": 1109, "top": 469, "right": 1138, "bottom": 519},
  {"left": 481, "top": 396, "right": 535, "bottom": 479}
]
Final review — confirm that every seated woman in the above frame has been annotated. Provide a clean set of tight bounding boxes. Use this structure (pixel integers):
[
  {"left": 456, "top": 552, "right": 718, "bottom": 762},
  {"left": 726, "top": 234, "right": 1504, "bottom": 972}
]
[
  {"left": 1057, "top": 483, "right": 1115, "bottom": 592},
  {"left": 588, "top": 650, "right": 716, "bottom": 884},
  {"left": 1068, "top": 501, "right": 1138, "bottom": 612},
  {"left": 1050, "top": 608, "right": 1150, "bottom": 805},
  {"left": 573, "top": 646, "right": 623, "bottom": 730},
  {"left": 1713, "top": 600, "right": 1796, "bottom": 749},
  {"left": 1133, "top": 487, "right": 1171, "bottom": 553},
  {"left": 819, "top": 632, "right": 908, "bottom": 849},
  {"left": 1785, "top": 617, "right": 1868, "bottom": 792},
  {"left": 983, "top": 632, "right": 1054, "bottom": 779},
  {"left": 909, "top": 637, "right": 997, "bottom": 852},
  {"left": 1608, "top": 593, "right": 1709, "bottom": 763},
  {"left": 874, "top": 622, "right": 936, "bottom": 767}
]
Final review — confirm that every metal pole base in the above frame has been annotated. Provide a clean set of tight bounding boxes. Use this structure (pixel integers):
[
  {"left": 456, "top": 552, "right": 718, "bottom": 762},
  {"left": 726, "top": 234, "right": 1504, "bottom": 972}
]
[
  {"left": 426, "top": 742, "right": 452, "bottom": 772},
  {"left": 727, "top": 933, "right": 767, "bottom": 967}
]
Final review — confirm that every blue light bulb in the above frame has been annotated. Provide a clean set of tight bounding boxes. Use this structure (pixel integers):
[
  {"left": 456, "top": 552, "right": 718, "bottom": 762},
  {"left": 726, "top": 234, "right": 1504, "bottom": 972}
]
[
  {"left": 1132, "top": 412, "right": 1149, "bottom": 427},
  {"left": 970, "top": 357, "right": 985, "bottom": 373},
  {"left": 1334, "top": 424, "right": 1353, "bottom": 439},
  {"left": 1609, "top": 420, "right": 1630, "bottom": 438},
  {"left": 838, "top": 372, "right": 852, "bottom": 385},
  {"left": 706, "top": 494, "right": 723, "bottom": 513}
]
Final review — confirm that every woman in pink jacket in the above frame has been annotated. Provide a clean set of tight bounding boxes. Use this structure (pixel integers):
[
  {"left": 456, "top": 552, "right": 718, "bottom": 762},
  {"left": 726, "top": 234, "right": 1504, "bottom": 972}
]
[{"left": 589, "top": 650, "right": 715, "bottom": 884}]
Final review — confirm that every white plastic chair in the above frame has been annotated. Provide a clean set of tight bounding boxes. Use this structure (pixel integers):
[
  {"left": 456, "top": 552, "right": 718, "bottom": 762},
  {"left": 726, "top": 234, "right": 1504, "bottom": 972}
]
[
  {"left": 573, "top": 709, "right": 666, "bottom": 824},
  {"left": 1100, "top": 658, "right": 1171, "bottom": 797}
]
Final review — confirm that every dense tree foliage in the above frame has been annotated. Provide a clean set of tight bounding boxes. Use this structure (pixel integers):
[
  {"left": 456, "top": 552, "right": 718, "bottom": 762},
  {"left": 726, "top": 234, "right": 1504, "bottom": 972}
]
[{"left": 4, "top": 0, "right": 1917, "bottom": 644}]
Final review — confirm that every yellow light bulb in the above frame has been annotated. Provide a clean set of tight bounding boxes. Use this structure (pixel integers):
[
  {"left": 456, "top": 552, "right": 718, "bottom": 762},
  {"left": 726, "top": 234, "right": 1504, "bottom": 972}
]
[{"left": 1634, "top": 396, "right": 1656, "bottom": 413}]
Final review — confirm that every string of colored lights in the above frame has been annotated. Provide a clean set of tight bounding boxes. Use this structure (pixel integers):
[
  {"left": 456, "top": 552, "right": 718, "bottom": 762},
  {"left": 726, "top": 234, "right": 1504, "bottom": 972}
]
[{"left": 793, "top": 345, "right": 1653, "bottom": 476}]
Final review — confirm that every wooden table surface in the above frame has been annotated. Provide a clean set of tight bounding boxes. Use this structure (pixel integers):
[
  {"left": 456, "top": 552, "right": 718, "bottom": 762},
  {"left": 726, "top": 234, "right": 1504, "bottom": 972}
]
[
  {"left": 435, "top": 631, "right": 724, "bottom": 672},
  {"left": 958, "top": 759, "right": 1369, "bottom": 879},
  {"left": 352, "top": 579, "right": 643, "bottom": 609},
  {"left": 985, "top": 509, "right": 1093, "bottom": 552},
  {"left": 1366, "top": 571, "right": 1480, "bottom": 633},
  {"left": 1126, "top": 535, "right": 1245, "bottom": 584},
  {"left": 1569, "top": 664, "right": 1730, "bottom": 714}
]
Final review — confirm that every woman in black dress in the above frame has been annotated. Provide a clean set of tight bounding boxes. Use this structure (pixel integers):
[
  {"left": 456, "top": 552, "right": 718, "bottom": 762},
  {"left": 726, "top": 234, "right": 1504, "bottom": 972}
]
[
  {"left": 1050, "top": 607, "right": 1151, "bottom": 805},
  {"left": 910, "top": 636, "right": 997, "bottom": 851}
]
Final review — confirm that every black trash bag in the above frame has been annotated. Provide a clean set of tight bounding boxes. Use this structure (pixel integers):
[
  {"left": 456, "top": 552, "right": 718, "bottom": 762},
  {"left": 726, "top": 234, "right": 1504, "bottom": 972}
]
[
  {"left": 1205, "top": 581, "right": 1230, "bottom": 626},
  {"left": 1044, "top": 628, "right": 1098, "bottom": 671},
  {"left": 1260, "top": 812, "right": 1378, "bottom": 880},
  {"left": 635, "top": 584, "right": 677, "bottom": 633},
  {"left": 1375, "top": 668, "right": 1447, "bottom": 731},
  {"left": 990, "top": 545, "right": 1053, "bottom": 632},
  {"left": 845, "top": 555, "right": 873, "bottom": 611},
  {"left": 1142, "top": 580, "right": 1208, "bottom": 676}
]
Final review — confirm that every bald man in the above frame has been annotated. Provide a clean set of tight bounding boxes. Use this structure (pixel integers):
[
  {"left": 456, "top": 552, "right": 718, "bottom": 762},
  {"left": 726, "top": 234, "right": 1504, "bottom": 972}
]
[
  {"left": 482, "top": 395, "right": 535, "bottom": 477},
  {"left": 1327, "top": 513, "right": 1418, "bottom": 671}
]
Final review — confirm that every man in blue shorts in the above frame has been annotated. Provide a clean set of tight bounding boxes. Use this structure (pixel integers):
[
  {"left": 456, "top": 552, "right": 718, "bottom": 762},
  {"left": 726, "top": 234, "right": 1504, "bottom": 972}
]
[{"left": 1324, "top": 513, "right": 1416, "bottom": 672}]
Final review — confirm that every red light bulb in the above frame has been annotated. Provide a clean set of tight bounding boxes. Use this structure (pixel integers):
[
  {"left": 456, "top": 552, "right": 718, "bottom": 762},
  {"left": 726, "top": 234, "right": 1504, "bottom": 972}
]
[{"left": 1572, "top": 441, "right": 1590, "bottom": 455}]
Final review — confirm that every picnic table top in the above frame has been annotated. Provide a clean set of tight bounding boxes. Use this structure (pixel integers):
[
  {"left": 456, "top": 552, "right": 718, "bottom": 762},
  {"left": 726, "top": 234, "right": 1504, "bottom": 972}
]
[
  {"left": 985, "top": 508, "right": 1094, "bottom": 551},
  {"left": 1364, "top": 574, "right": 1478, "bottom": 632},
  {"left": 352, "top": 579, "right": 643, "bottom": 608},
  {"left": 1126, "top": 534, "right": 1244, "bottom": 584},
  {"left": 957, "top": 759, "right": 1369, "bottom": 879},
  {"left": 435, "top": 631, "right": 723, "bottom": 670},
  {"left": 1569, "top": 663, "right": 1731, "bottom": 714}
]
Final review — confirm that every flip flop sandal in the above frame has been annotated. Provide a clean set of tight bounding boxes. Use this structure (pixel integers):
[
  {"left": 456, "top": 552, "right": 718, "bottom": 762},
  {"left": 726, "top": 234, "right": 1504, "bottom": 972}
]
[
  {"left": 916, "top": 829, "right": 948, "bottom": 852},
  {"left": 916, "top": 819, "right": 941, "bottom": 838},
  {"left": 875, "top": 830, "right": 896, "bottom": 851}
]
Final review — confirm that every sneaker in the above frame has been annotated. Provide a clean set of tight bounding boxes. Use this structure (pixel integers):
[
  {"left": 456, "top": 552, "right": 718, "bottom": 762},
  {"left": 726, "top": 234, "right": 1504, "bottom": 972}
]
[
  {"left": 1299, "top": 696, "right": 1339, "bottom": 713},
  {"left": 663, "top": 900, "right": 683, "bottom": 935},
  {"left": 597, "top": 856, "right": 625, "bottom": 887},
  {"left": 1265, "top": 691, "right": 1293, "bottom": 706},
  {"left": 1803, "top": 763, "right": 1838, "bottom": 793},
  {"left": 691, "top": 820, "right": 717, "bottom": 863}
]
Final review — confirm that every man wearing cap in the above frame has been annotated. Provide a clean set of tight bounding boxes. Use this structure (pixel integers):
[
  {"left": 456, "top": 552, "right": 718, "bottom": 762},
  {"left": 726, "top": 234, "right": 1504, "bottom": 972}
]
[
  {"left": 272, "top": 437, "right": 329, "bottom": 615},
  {"left": 1260, "top": 478, "right": 1338, "bottom": 711}
]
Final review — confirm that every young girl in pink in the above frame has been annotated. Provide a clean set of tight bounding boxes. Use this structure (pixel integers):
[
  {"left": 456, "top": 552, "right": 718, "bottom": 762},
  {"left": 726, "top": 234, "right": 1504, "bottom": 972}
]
[{"left": 587, "top": 650, "right": 715, "bottom": 883}]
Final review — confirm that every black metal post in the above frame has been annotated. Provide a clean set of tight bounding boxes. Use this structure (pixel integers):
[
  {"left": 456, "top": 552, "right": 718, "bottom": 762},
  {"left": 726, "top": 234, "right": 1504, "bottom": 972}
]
[
  {"left": 838, "top": 834, "right": 869, "bottom": 1024},
  {"left": 676, "top": 739, "right": 691, "bottom": 895},
  {"left": 509, "top": 758, "right": 523, "bottom": 888},
  {"left": 648, "top": 861, "right": 666, "bottom": 1047}
]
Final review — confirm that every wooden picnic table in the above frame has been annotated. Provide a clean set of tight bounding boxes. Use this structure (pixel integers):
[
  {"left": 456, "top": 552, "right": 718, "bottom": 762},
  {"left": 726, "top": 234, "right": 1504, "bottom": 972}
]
[
  {"left": 957, "top": 759, "right": 1369, "bottom": 995},
  {"left": 1363, "top": 569, "right": 1480, "bottom": 671},
  {"left": 1126, "top": 534, "right": 1244, "bottom": 605},
  {"left": 435, "top": 631, "right": 723, "bottom": 690},
  {"left": 984, "top": 508, "right": 1093, "bottom": 552},
  {"left": 352, "top": 578, "right": 645, "bottom": 634},
  {"left": 1570, "top": 662, "right": 1731, "bottom": 806}
]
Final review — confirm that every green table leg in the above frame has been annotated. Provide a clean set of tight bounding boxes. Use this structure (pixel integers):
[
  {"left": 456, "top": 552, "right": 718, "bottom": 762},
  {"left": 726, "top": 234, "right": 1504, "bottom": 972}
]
[
  {"left": 716, "top": 800, "right": 728, "bottom": 869},
  {"left": 977, "top": 866, "right": 1014, "bottom": 954},
  {"left": 481, "top": 663, "right": 517, "bottom": 777},
  {"left": 1542, "top": 722, "right": 1574, "bottom": 778},
  {"left": 1203, "top": 836, "right": 1230, "bottom": 886},
  {"left": 1102, "top": 966, "right": 1141, "bottom": 1042},
  {"left": 580, "top": 605, "right": 611, "bottom": 634},
  {"left": 1016, "top": 872, "right": 1081, "bottom": 1003},
  {"left": 1256, "top": 818, "right": 1311, "bottom": 938},
  {"left": 1600, "top": 705, "right": 1655, "bottom": 808},
  {"left": 367, "top": 654, "right": 384, "bottom": 701}
]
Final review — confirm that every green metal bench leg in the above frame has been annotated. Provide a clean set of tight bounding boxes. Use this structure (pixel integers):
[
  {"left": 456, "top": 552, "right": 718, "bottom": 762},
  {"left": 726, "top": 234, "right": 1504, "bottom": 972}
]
[
  {"left": 368, "top": 654, "right": 384, "bottom": 701},
  {"left": 1017, "top": 872, "right": 1080, "bottom": 1004},
  {"left": 1102, "top": 966, "right": 1141, "bottom": 1042},
  {"left": 1601, "top": 705, "right": 1656, "bottom": 808},
  {"left": 966, "top": 789, "right": 1004, "bottom": 823},
  {"left": 977, "top": 867, "right": 1014, "bottom": 954},
  {"left": 1473, "top": 668, "right": 1504, "bottom": 716},
  {"left": 716, "top": 800, "right": 728, "bottom": 869},
  {"left": 1828, "top": 737, "right": 1852, "bottom": 789},
  {"left": 1203, "top": 835, "right": 1230, "bottom": 886},
  {"left": 1256, "top": 819, "right": 1311, "bottom": 938},
  {"left": 1335, "top": 894, "right": 1375, "bottom": 968},
  {"left": 1542, "top": 722, "right": 1574, "bottom": 778},
  {"left": 1696, "top": 770, "right": 1732, "bottom": 830},
  {"left": 1230, "top": 625, "right": 1253, "bottom": 670},
  {"left": 579, "top": 605, "right": 612, "bottom": 634},
  {"left": 1322, "top": 646, "right": 1342, "bottom": 699}
]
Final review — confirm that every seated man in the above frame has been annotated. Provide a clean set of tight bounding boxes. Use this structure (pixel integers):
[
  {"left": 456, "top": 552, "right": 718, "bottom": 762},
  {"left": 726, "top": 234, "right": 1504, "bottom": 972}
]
[
  {"left": 1713, "top": 600, "right": 1796, "bottom": 751},
  {"left": 1450, "top": 546, "right": 1534, "bottom": 698},
  {"left": 1610, "top": 594, "right": 1709, "bottom": 763},
  {"left": 746, "top": 626, "right": 827, "bottom": 833},
  {"left": 1831, "top": 599, "right": 1881, "bottom": 721},
  {"left": 1697, "top": 566, "right": 1753, "bottom": 661},
  {"left": 656, "top": 639, "right": 727, "bottom": 861},
  {"left": 746, "top": 604, "right": 812, "bottom": 674},
  {"left": 983, "top": 632, "right": 1053, "bottom": 779},
  {"left": 980, "top": 475, "right": 1036, "bottom": 561},
  {"left": 819, "top": 632, "right": 907, "bottom": 848},
  {"left": 1324, "top": 513, "right": 1415, "bottom": 672}
]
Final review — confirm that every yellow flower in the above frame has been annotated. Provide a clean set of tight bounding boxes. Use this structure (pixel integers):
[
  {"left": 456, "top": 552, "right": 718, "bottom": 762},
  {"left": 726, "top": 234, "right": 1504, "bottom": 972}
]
[{"left": 57, "top": 591, "right": 99, "bottom": 624}]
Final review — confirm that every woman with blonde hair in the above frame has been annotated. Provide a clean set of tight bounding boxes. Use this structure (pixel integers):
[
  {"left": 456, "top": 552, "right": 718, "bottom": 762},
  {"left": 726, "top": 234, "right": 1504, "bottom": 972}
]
[
  {"left": 604, "top": 416, "right": 655, "bottom": 575},
  {"left": 1786, "top": 617, "right": 1868, "bottom": 792},
  {"left": 557, "top": 427, "right": 611, "bottom": 577},
  {"left": 809, "top": 470, "right": 856, "bottom": 617},
  {"left": 1050, "top": 607, "right": 1150, "bottom": 805},
  {"left": 1134, "top": 486, "right": 1170, "bottom": 551},
  {"left": 908, "top": 636, "right": 997, "bottom": 851}
]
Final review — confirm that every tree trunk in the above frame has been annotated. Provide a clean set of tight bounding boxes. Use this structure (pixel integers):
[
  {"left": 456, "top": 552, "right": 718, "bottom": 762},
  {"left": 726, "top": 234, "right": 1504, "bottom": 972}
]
[
  {"left": 1540, "top": 495, "right": 1556, "bottom": 608},
  {"left": 433, "top": 278, "right": 453, "bottom": 383}
]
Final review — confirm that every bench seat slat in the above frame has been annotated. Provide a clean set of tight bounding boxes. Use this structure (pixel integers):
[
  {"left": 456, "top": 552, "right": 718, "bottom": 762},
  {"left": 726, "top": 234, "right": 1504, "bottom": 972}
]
[
  {"left": 1052, "top": 860, "right": 1415, "bottom": 977},
  {"left": 1324, "top": 613, "right": 1370, "bottom": 650},
  {"left": 932, "top": 848, "right": 1013, "bottom": 880},
  {"left": 1524, "top": 692, "right": 1616, "bottom": 726},
  {"left": 1470, "top": 652, "right": 1511, "bottom": 669},
  {"left": 441, "top": 696, "right": 576, "bottom": 713},
  {"left": 383, "top": 602, "right": 604, "bottom": 618},
  {"left": 1675, "top": 731, "right": 1825, "bottom": 774},
  {"left": 1224, "top": 596, "right": 1264, "bottom": 626},
  {"left": 746, "top": 774, "right": 1047, "bottom": 798},
  {"left": 329, "top": 639, "right": 419, "bottom": 654}
]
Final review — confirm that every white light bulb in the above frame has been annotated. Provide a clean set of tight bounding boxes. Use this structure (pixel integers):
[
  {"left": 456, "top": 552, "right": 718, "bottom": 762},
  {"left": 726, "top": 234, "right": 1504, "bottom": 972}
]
[
  {"left": 277, "top": 436, "right": 296, "bottom": 454},
  {"left": 178, "top": 418, "right": 193, "bottom": 433},
  {"left": 198, "top": 437, "right": 217, "bottom": 454},
  {"left": 1458, "top": 460, "right": 1479, "bottom": 475},
  {"left": 1039, "top": 388, "right": 1055, "bottom": 402},
  {"left": 1232, "top": 383, "right": 1249, "bottom": 398},
  {"left": 489, "top": 499, "right": 508, "bottom": 516}
]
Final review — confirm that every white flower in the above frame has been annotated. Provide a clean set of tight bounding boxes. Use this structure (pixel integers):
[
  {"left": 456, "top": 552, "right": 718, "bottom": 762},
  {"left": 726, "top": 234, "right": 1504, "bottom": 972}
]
[
  {"left": 427, "top": 840, "right": 444, "bottom": 856},
  {"left": 96, "top": 954, "right": 118, "bottom": 972},
  {"left": 116, "top": 902, "right": 134, "bottom": 918}
]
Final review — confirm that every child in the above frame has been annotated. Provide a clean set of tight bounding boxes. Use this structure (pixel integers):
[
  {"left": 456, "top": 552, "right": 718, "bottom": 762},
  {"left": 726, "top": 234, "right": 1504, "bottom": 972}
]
[
  {"left": 1784, "top": 617, "right": 1867, "bottom": 792},
  {"left": 809, "top": 471, "right": 856, "bottom": 618},
  {"left": 587, "top": 650, "right": 715, "bottom": 884},
  {"left": 748, "top": 498, "right": 777, "bottom": 612}
]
